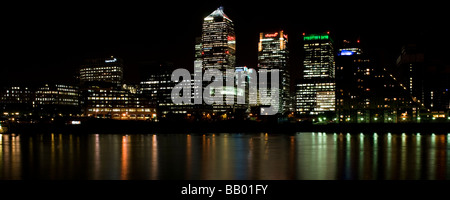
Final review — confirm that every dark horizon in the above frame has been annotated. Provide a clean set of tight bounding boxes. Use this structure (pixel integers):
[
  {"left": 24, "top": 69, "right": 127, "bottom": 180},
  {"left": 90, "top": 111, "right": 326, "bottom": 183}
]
[{"left": 2, "top": 0, "right": 448, "bottom": 86}]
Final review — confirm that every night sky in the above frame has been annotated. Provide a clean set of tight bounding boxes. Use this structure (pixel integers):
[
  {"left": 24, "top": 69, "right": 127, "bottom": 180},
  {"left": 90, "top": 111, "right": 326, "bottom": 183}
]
[{"left": 2, "top": 0, "right": 448, "bottom": 85}]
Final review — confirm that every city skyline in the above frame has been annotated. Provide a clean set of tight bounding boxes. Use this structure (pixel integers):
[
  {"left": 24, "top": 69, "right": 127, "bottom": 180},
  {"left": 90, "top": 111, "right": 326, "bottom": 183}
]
[
  {"left": 2, "top": 2, "right": 450, "bottom": 194},
  {"left": 2, "top": 1, "right": 447, "bottom": 85}
]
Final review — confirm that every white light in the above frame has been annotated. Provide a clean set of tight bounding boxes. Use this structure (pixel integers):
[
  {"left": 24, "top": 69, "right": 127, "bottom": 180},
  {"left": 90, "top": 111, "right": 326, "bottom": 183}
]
[{"left": 105, "top": 58, "right": 117, "bottom": 63}]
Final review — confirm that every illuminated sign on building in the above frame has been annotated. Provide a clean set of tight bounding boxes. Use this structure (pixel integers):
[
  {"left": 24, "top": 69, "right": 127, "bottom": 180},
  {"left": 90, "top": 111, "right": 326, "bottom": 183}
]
[
  {"left": 303, "top": 34, "right": 329, "bottom": 41},
  {"left": 265, "top": 32, "right": 279, "bottom": 38},
  {"left": 105, "top": 58, "right": 117, "bottom": 63},
  {"left": 338, "top": 48, "right": 362, "bottom": 56},
  {"left": 339, "top": 50, "right": 355, "bottom": 56}
]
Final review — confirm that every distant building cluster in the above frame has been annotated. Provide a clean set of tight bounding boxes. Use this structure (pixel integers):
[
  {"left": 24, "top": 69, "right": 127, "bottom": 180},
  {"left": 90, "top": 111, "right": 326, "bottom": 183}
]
[{"left": 1, "top": 7, "right": 449, "bottom": 124}]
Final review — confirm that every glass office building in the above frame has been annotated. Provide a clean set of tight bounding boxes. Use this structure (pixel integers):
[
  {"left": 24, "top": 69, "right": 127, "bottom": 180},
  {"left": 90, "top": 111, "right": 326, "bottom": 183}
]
[
  {"left": 258, "top": 30, "right": 291, "bottom": 114},
  {"left": 202, "top": 6, "right": 236, "bottom": 71},
  {"left": 296, "top": 33, "right": 336, "bottom": 116},
  {"left": 80, "top": 56, "right": 124, "bottom": 87},
  {"left": 303, "top": 33, "right": 335, "bottom": 79},
  {"left": 201, "top": 7, "right": 237, "bottom": 113}
]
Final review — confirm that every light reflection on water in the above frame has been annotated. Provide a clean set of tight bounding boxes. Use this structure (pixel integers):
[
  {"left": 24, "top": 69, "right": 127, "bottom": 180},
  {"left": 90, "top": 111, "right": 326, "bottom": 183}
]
[{"left": 0, "top": 132, "right": 449, "bottom": 180}]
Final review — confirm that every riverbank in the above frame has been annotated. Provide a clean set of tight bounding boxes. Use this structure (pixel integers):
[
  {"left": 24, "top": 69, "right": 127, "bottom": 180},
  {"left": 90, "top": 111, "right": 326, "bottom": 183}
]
[{"left": 4, "top": 119, "right": 450, "bottom": 134}]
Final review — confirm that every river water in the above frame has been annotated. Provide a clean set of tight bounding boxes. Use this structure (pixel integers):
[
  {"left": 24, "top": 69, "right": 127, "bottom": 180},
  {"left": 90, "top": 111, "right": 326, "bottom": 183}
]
[{"left": 1, "top": 132, "right": 449, "bottom": 180}]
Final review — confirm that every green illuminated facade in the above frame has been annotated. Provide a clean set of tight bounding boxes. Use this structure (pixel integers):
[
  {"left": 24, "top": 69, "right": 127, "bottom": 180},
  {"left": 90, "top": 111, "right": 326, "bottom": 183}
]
[{"left": 303, "top": 34, "right": 329, "bottom": 41}]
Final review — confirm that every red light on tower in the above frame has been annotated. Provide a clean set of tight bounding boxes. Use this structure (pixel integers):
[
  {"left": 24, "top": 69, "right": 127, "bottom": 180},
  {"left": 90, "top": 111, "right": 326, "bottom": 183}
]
[
  {"left": 357, "top": 40, "right": 360, "bottom": 43},
  {"left": 326, "top": 31, "right": 330, "bottom": 34}
]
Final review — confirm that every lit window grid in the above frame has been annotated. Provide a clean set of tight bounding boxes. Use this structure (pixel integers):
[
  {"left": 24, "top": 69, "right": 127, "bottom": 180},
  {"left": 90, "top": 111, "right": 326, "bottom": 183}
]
[{"left": 296, "top": 82, "right": 336, "bottom": 115}]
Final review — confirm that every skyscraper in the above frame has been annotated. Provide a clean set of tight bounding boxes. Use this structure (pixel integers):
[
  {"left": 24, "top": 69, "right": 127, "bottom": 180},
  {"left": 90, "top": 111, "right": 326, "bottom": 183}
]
[
  {"left": 258, "top": 30, "right": 291, "bottom": 114},
  {"left": 302, "top": 33, "right": 335, "bottom": 79},
  {"left": 201, "top": 7, "right": 237, "bottom": 113},
  {"left": 335, "top": 39, "right": 371, "bottom": 122},
  {"left": 396, "top": 44, "right": 425, "bottom": 105},
  {"left": 296, "top": 32, "right": 336, "bottom": 116},
  {"left": 202, "top": 6, "right": 236, "bottom": 71}
]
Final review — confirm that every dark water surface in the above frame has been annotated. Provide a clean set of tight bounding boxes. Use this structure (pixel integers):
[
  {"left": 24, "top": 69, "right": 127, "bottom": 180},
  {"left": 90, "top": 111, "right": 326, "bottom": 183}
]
[{"left": 1, "top": 132, "right": 449, "bottom": 180}]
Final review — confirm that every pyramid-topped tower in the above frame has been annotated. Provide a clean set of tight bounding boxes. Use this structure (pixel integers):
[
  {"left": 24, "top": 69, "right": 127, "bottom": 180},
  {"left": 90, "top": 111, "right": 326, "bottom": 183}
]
[{"left": 201, "top": 7, "right": 236, "bottom": 71}]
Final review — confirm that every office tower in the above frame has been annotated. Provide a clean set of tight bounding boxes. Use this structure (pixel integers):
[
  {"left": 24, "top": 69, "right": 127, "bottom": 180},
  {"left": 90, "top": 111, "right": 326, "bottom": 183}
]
[
  {"left": 396, "top": 44, "right": 425, "bottom": 105},
  {"left": 202, "top": 6, "right": 236, "bottom": 71},
  {"left": 258, "top": 31, "right": 291, "bottom": 114},
  {"left": 201, "top": 6, "right": 236, "bottom": 113},
  {"left": 34, "top": 83, "right": 80, "bottom": 116},
  {"left": 335, "top": 39, "right": 373, "bottom": 122},
  {"left": 80, "top": 56, "right": 124, "bottom": 87},
  {"left": 302, "top": 33, "right": 335, "bottom": 79},
  {"left": 296, "top": 32, "right": 336, "bottom": 116}
]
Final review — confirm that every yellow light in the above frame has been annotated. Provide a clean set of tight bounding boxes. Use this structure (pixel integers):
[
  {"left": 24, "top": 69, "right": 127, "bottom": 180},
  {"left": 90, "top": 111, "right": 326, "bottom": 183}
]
[{"left": 258, "top": 33, "right": 263, "bottom": 52}]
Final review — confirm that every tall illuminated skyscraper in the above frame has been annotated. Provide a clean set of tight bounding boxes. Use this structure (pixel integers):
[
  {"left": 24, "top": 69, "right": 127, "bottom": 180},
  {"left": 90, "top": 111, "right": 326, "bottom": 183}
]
[
  {"left": 296, "top": 32, "right": 336, "bottom": 116},
  {"left": 201, "top": 7, "right": 237, "bottom": 113},
  {"left": 258, "top": 30, "right": 291, "bottom": 114},
  {"left": 202, "top": 6, "right": 236, "bottom": 71},
  {"left": 303, "top": 33, "right": 335, "bottom": 79}
]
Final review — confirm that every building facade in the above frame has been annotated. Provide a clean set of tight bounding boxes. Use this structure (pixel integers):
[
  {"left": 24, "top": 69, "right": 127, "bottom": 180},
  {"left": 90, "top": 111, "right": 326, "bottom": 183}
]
[
  {"left": 0, "top": 86, "right": 33, "bottom": 119},
  {"left": 34, "top": 83, "right": 80, "bottom": 117},
  {"left": 202, "top": 6, "right": 236, "bottom": 71},
  {"left": 80, "top": 56, "right": 124, "bottom": 87},
  {"left": 335, "top": 39, "right": 424, "bottom": 123},
  {"left": 201, "top": 7, "right": 237, "bottom": 114},
  {"left": 296, "top": 32, "right": 336, "bottom": 116},
  {"left": 80, "top": 56, "right": 155, "bottom": 121},
  {"left": 82, "top": 86, "right": 156, "bottom": 121},
  {"left": 258, "top": 31, "right": 291, "bottom": 114}
]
